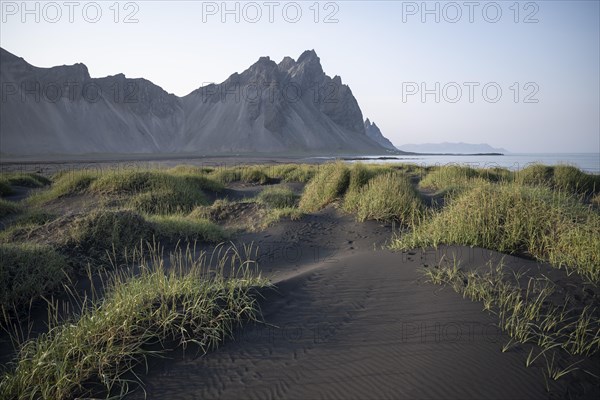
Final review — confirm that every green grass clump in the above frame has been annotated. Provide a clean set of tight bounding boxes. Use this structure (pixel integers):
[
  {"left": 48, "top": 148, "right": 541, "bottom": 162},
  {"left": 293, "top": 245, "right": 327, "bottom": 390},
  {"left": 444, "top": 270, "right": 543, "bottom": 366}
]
[
  {"left": 240, "top": 166, "right": 270, "bottom": 184},
  {"left": 91, "top": 170, "right": 222, "bottom": 195},
  {"left": 0, "top": 180, "right": 13, "bottom": 196},
  {"left": 167, "top": 165, "right": 211, "bottom": 175},
  {"left": 211, "top": 166, "right": 270, "bottom": 185},
  {"left": 344, "top": 172, "right": 423, "bottom": 223},
  {"left": 0, "top": 199, "right": 22, "bottom": 218},
  {"left": 0, "top": 243, "right": 69, "bottom": 311},
  {"left": 257, "top": 187, "right": 297, "bottom": 208},
  {"left": 299, "top": 162, "right": 350, "bottom": 212},
  {"left": 0, "top": 172, "right": 50, "bottom": 188},
  {"left": 393, "top": 182, "right": 600, "bottom": 282},
  {"left": 0, "top": 243, "right": 267, "bottom": 400},
  {"left": 515, "top": 164, "right": 554, "bottom": 187},
  {"left": 128, "top": 188, "right": 207, "bottom": 215},
  {"left": 419, "top": 165, "right": 516, "bottom": 196},
  {"left": 552, "top": 165, "right": 599, "bottom": 194},
  {"left": 68, "top": 210, "right": 154, "bottom": 259},
  {"left": 347, "top": 163, "right": 375, "bottom": 192},
  {"left": 419, "top": 165, "right": 485, "bottom": 195},
  {"left": 29, "top": 170, "right": 98, "bottom": 203},
  {"left": 479, "top": 167, "right": 515, "bottom": 182},
  {"left": 210, "top": 168, "right": 241, "bottom": 184},
  {"left": 30, "top": 168, "right": 223, "bottom": 208},
  {"left": 267, "top": 164, "right": 316, "bottom": 183},
  {"left": 148, "top": 215, "right": 227, "bottom": 243}
]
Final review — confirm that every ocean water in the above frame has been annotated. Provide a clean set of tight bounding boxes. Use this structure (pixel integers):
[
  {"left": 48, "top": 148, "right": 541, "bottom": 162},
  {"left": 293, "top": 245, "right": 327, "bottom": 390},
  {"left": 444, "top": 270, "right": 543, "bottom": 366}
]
[{"left": 343, "top": 153, "right": 600, "bottom": 174}]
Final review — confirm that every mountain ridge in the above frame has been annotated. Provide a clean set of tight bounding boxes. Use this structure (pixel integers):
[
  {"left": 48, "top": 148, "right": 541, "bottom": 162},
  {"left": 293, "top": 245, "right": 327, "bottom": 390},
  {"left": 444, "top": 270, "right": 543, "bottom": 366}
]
[{"left": 0, "top": 48, "right": 397, "bottom": 157}]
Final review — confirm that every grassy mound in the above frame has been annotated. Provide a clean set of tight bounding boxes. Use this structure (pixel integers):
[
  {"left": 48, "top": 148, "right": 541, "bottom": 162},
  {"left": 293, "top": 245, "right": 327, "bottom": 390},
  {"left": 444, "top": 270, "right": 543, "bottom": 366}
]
[
  {"left": 417, "top": 165, "right": 510, "bottom": 197},
  {"left": 0, "top": 180, "right": 13, "bottom": 196},
  {"left": 0, "top": 244, "right": 69, "bottom": 311},
  {"left": 128, "top": 188, "right": 207, "bottom": 215},
  {"left": 0, "top": 172, "right": 50, "bottom": 188},
  {"left": 148, "top": 215, "right": 227, "bottom": 243},
  {"left": 0, "top": 199, "right": 22, "bottom": 218},
  {"left": 257, "top": 187, "right": 297, "bottom": 208},
  {"left": 0, "top": 244, "right": 267, "bottom": 400},
  {"left": 516, "top": 164, "right": 599, "bottom": 195},
  {"left": 393, "top": 182, "right": 600, "bottom": 282},
  {"left": 299, "top": 163, "right": 350, "bottom": 212},
  {"left": 30, "top": 169, "right": 222, "bottom": 210},
  {"left": 266, "top": 164, "right": 316, "bottom": 183},
  {"left": 347, "top": 163, "right": 376, "bottom": 192},
  {"left": 515, "top": 164, "right": 554, "bottom": 187},
  {"left": 210, "top": 166, "right": 270, "bottom": 184},
  {"left": 344, "top": 172, "right": 423, "bottom": 223},
  {"left": 67, "top": 210, "right": 154, "bottom": 260}
]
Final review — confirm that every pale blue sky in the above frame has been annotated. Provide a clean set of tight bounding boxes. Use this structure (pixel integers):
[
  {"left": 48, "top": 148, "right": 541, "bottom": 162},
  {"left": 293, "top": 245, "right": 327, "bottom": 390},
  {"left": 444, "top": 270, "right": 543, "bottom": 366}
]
[{"left": 1, "top": 0, "right": 599, "bottom": 153}]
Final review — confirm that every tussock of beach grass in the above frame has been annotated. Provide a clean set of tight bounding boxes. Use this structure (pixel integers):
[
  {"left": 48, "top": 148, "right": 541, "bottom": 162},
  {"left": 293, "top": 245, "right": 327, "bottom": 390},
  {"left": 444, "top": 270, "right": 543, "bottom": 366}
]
[
  {"left": 0, "top": 199, "right": 22, "bottom": 218},
  {"left": 0, "top": 243, "right": 69, "bottom": 313},
  {"left": 393, "top": 181, "right": 600, "bottom": 282},
  {"left": 209, "top": 164, "right": 317, "bottom": 184},
  {"left": 29, "top": 168, "right": 223, "bottom": 209},
  {"left": 0, "top": 242, "right": 268, "bottom": 400},
  {"left": 0, "top": 180, "right": 13, "bottom": 196},
  {"left": 344, "top": 171, "right": 423, "bottom": 223},
  {"left": 419, "top": 165, "right": 512, "bottom": 198},
  {"left": 210, "top": 165, "right": 270, "bottom": 184},
  {"left": 299, "top": 162, "right": 349, "bottom": 212},
  {"left": 516, "top": 164, "right": 600, "bottom": 195},
  {"left": 67, "top": 210, "right": 154, "bottom": 259},
  {"left": 257, "top": 187, "right": 298, "bottom": 209},
  {"left": 0, "top": 172, "right": 50, "bottom": 189},
  {"left": 148, "top": 214, "right": 227, "bottom": 243},
  {"left": 265, "top": 164, "right": 317, "bottom": 183}
]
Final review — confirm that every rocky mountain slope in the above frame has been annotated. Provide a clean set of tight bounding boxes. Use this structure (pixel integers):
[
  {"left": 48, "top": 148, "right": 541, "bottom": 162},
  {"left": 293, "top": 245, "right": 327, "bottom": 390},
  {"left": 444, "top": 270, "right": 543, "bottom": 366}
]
[
  {"left": 0, "top": 48, "right": 396, "bottom": 157},
  {"left": 364, "top": 119, "right": 396, "bottom": 150}
]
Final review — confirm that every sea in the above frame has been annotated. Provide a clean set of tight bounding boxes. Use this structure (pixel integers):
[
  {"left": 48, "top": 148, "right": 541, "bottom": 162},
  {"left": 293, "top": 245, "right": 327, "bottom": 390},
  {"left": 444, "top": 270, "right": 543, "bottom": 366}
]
[{"left": 333, "top": 153, "right": 600, "bottom": 174}]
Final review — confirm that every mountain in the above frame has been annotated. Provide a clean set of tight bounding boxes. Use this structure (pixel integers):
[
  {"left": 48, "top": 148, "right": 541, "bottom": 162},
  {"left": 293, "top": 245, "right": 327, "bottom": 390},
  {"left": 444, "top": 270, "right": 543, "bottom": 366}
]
[
  {"left": 364, "top": 119, "right": 396, "bottom": 150},
  {"left": 0, "top": 48, "right": 396, "bottom": 157},
  {"left": 397, "top": 142, "right": 508, "bottom": 154}
]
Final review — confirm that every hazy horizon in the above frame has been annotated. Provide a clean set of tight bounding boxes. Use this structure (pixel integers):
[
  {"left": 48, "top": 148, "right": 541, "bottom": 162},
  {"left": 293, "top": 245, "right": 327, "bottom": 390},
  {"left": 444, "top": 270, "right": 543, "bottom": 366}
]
[{"left": 1, "top": 1, "right": 599, "bottom": 154}]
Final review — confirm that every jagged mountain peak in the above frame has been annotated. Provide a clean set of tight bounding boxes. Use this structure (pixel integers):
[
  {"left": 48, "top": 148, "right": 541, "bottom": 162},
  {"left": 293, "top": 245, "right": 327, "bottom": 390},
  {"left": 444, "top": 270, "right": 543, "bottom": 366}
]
[
  {"left": 298, "top": 49, "right": 319, "bottom": 63},
  {"left": 1, "top": 47, "right": 397, "bottom": 156},
  {"left": 365, "top": 118, "right": 396, "bottom": 151}
]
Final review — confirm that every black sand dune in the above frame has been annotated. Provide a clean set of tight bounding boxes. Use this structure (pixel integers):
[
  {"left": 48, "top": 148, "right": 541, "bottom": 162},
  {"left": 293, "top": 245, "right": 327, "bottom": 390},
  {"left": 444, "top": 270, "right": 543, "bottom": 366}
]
[{"left": 130, "top": 208, "right": 598, "bottom": 400}]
